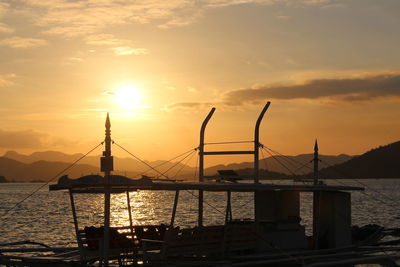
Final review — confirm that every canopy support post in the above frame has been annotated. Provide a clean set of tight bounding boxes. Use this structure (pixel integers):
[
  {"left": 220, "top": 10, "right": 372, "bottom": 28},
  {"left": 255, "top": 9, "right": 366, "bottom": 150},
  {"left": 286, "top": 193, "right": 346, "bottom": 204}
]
[
  {"left": 69, "top": 189, "right": 84, "bottom": 261},
  {"left": 170, "top": 190, "right": 180, "bottom": 227},
  {"left": 225, "top": 191, "right": 232, "bottom": 224},
  {"left": 126, "top": 191, "right": 134, "bottom": 240}
]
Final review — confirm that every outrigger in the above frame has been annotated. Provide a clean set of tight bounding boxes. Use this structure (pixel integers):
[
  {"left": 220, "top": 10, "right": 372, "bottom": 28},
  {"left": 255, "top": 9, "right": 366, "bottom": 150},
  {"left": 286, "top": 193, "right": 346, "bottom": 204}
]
[{"left": 2, "top": 102, "right": 400, "bottom": 266}]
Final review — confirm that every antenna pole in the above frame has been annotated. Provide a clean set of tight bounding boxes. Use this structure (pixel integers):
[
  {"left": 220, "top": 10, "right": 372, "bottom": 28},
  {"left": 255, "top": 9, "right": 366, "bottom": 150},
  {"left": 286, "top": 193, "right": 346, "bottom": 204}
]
[
  {"left": 313, "top": 139, "right": 319, "bottom": 185},
  {"left": 254, "top": 102, "right": 270, "bottom": 183},
  {"left": 101, "top": 113, "right": 113, "bottom": 266},
  {"left": 198, "top": 107, "right": 216, "bottom": 227}
]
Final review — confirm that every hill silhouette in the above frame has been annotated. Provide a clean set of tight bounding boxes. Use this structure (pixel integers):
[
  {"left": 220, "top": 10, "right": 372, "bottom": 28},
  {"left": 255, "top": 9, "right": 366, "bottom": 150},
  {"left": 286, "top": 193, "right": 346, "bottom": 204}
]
[
  {"left": 3, "top": 150, "right": 194, "bottom": 176},
  {"left": 300, "top": 141, "right": 400, "bottom": 179},
  {"left": 205, "top": 154, "right": 352, "bottom": 176},
  {"left": 3, "top": 150, "right": 352, "bottom": 181},
  {"left": 0, "top": 157, "right": 106, "bottom": 182},
  {"left": 1, "top": 140, "right": 397, "bottom": 182}
]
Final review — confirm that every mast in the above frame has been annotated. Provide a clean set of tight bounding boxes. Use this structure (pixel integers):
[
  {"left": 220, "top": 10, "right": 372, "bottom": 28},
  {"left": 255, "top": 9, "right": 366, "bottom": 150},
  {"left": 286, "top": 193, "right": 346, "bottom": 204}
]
[
  {"left": 101, "top": 113, "right": 113, "bottom": 266},
  {"left": 254, "top": 102, "right": 270, "bottom": 183},
  {"left": 313, "top": 139, "right": 319, "bottom": 185}
]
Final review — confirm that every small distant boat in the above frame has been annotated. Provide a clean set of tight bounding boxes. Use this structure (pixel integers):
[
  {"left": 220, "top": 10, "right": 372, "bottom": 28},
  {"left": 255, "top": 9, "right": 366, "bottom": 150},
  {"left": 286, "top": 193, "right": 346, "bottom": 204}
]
[{"left": 1, "top": 102, "right": 400, "bottom": 266}]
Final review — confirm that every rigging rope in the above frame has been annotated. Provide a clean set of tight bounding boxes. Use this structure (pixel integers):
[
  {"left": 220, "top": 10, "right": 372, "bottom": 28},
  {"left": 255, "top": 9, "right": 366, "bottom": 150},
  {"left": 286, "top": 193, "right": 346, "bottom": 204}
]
[
  {"left": 113, "top": 140, "right": 226, "bottom": 216},
  {"left": 262, "top": 144, "right": 313, "bottom": 172},
  {"left": 319, "top": 160, "right": 399, "bottom": 206},
  {"left": 261, "top": 147, "right": 303, "bottom": 179},
  {"left": 263, "top": 144, "right": 400, "bottom": 208},
  {"left": 170, "top": 150, "right": 197, "bottom": 179},
  {"left": 260, "top": 145, "right": 399, "bottom": 214},
  {"left": 140, "top": 148, "right": 197, "bottom": 177},
  {"left": 158, "top": 150, "right": 196, "bottom": 178},
  {"left": 1, "top": 142, "right": 103, "bottom": 219},
  {"left": 193, "top": 154, "right": 199, "bottom": 181}
]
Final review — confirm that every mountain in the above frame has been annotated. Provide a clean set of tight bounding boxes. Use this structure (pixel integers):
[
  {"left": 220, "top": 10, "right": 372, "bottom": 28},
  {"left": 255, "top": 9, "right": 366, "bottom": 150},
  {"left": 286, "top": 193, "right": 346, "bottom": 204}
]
[
  {"left": 1, "top": 140, "right": 398, "bottom": 181},
  {"left": 0, "top": 157, "right": 104, "bottom": 182},
  {"left": 3, "top": 150, "right": 87, "bottom": 165},
  {"left": 205, "top": 154, "right": 352, "bottom": 176},
  {"left": 2, "top": 150, "right": 196, "bottom": 178},
  {"left": 2, "top": 150, "right": 353, "bottom": 181},
  {"left": 315, "top": 141, "right": 400, "bottom": 179}
]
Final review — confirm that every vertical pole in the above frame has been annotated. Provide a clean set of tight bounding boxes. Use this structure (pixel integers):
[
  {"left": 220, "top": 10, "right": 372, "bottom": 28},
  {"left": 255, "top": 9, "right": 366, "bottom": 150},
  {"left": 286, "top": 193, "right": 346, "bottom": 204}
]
[
  {"left": 69, "top": 189, "right": 84, "bottom": 261},
  {"left": 313, "top": 140, "right": 319, "bottom": 186},
  {"left": 313, "top": 191, "right": 321, "bottom": 249},
  {"left": 254, "top": 102, "right": 270, "bottom": 226},
  {"left": 313, "top": 140, "right": 320, "bottom": 249},
  {"left": 126, "top": 191, "right": 134, "bottom": 240},
  {"left": 198, "top": 108, "right": 216, "bottom": 227},
  {"left": 101, "top": 113, "right": 113, "bottom": 266},
  {"left": 170, "top": 190, "right": 180, "bottom": 227},
  {"left": 254, "top": 102, "right": 270, "bottom": 184},
  {"left": 225, "top": 191, "right": 232, "bottom": 224}
]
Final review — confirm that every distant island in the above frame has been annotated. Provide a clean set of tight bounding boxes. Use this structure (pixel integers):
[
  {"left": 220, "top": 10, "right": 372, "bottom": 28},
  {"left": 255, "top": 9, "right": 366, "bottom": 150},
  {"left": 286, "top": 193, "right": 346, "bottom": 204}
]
[
  {"left": 255, "top": 141, "right": 400, "bottom": 180},
  {"left": 312, "top": 141, "right": 400, "bottom": 179},
  {"left": 0, "top": 176, "right": 7, "bottom": 183}
]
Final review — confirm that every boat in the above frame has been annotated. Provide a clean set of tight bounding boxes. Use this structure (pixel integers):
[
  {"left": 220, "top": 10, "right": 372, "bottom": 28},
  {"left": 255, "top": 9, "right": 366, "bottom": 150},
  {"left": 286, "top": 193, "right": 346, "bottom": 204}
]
[{"left": 1, "top": 102, "right": 400, "bottom": 266}]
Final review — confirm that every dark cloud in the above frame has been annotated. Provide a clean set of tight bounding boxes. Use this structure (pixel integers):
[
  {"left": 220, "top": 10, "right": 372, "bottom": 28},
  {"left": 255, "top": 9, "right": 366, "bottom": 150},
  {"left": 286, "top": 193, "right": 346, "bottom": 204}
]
[
  {"left": 167, "top": 102, "right": 214, "bottom": 110},
  {"left": 166, "top": 73, "right": 400, "bottom": 109},
  {"left": 223, "top": 73, "right": 400, "bottom": 105},
  {"left": 0, "top": 129, "right": 46, "bottom": 148}
]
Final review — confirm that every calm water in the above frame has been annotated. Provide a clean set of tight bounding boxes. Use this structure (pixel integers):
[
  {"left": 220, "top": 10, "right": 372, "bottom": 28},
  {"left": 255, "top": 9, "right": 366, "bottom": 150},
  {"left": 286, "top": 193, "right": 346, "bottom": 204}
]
[{"left": 1, "top": 179, "right": 400, "bottom": 248}]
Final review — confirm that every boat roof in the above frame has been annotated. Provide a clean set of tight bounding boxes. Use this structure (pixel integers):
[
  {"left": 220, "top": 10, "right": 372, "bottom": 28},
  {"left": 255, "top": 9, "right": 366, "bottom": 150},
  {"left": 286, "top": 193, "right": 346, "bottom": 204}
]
[{"left": 49, "top": 174, "right": 364, "bottom": 193}]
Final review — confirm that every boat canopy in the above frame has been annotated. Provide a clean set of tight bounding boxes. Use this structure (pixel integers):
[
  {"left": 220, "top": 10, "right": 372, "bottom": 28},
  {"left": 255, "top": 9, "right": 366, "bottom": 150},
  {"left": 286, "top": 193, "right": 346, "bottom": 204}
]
[{"left": 49, "top": 174, "right": 363, "bottom": 193}]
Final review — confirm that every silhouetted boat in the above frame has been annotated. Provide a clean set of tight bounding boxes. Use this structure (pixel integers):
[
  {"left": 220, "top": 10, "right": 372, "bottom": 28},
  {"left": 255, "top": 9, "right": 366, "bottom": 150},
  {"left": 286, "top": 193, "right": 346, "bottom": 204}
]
[{"left": 1, "top": 102, "right": 400, "bottom": 266}]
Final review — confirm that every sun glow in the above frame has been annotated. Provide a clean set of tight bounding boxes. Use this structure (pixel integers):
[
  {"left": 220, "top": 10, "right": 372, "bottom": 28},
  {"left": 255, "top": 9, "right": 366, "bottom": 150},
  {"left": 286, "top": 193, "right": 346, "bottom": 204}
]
[{"left": 114, "top": 84, "right": 141, "bottom": 110}]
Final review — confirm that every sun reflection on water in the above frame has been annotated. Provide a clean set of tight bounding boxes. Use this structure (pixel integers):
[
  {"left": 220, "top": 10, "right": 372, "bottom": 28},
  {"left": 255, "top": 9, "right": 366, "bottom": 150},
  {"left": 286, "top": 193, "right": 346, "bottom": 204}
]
[{"left": 2, "top": 179, "right": 400, "bottom": 250}]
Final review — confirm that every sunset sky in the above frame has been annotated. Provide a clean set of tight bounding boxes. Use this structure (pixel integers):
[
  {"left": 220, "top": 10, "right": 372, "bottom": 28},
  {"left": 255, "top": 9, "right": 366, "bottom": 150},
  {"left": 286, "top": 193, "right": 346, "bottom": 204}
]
[{"left": 0, "top": 0, "right": 399, "bottom": 166}]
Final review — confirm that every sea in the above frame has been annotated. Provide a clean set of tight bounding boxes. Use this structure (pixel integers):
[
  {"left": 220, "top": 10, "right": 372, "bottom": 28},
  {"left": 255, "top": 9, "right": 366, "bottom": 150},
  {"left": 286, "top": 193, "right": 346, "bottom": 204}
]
[{"left": 1, "top": 179, "right": 400, "bottom": 249}]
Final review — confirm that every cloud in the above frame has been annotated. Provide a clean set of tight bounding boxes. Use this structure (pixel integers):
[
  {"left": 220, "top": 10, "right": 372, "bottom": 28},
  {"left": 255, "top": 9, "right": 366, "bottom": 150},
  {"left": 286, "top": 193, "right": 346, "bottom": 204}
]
[
  {"left": 187, "top": 86, "right": 198, "bottom": 93},
  {"left": 0, "top": 2, "right": 9, "bottom": 16},
  {"left": 222, "top": 73, "right": 400, "bottom": 105},
  {"left": 111, "top": 46, "right": 149, "bottom": 56},
  {"left": 84, "top": 34, "right": 149, "bottom": 56},
  {"left": 0, "top": 23, "right": 14, "bottom": 33},
  {"left": 85, "top": 34, "right": 123, "bottom": 46},
  {"left": 0, "top": 37, "right": 47, "bottom": 48},
  {"left": 303, "top": 0, "right": 331, "bottom": 5},
  {"left": 167, "top": 72, "right": 400, "bottom": 109},
  {"left": 17, "top": 0, "right": 333, "bottom": 39},
  {"left": 167, "top": 102, "right": 214, "bottom": 110},
  {"left": 0, "top": 74, "right": 16, "bottom": 87},
  {"left": 0, "top": 129, "right": 46, "bottom": 149}
]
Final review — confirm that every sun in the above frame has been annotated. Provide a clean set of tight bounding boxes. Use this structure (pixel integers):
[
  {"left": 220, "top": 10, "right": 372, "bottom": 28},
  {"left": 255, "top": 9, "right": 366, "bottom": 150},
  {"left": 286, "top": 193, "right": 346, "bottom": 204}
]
[{"left": 114, "top": 84, "right": 141, "bottom": 110}]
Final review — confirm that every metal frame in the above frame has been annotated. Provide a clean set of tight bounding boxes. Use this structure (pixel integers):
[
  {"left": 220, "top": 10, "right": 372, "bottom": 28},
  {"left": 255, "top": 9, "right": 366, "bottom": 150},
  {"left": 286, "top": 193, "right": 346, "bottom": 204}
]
[{"left": 197, "top": 102, "right": 271, "bottom": 226}]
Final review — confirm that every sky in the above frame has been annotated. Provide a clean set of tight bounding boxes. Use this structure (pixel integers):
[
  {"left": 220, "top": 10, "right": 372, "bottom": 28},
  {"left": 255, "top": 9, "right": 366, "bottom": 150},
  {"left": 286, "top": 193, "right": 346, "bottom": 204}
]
[{"left": 0, "top": 0, "right": 399, "bottom": 166}]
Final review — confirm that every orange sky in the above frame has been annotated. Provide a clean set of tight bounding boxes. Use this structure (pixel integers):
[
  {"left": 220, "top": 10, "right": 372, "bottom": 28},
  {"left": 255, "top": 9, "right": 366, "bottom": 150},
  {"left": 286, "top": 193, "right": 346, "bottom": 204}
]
[{"left": 0, "top": 0, "right": 399, "bottom": 166}]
